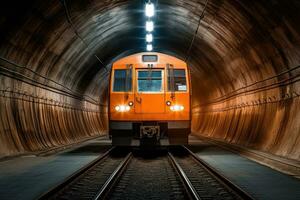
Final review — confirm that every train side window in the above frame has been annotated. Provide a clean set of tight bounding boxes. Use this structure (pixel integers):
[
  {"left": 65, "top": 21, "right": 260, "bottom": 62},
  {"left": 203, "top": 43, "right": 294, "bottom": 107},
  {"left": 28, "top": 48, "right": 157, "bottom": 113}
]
[
  {"left": 168, "top": 69, "right": 187, "bottom": 91},
  {"left": 137, "top": 70, "right": 163, "bottom": 92},
  {"left": 113, "top": 69, "right": 132, "bottom": 92}
]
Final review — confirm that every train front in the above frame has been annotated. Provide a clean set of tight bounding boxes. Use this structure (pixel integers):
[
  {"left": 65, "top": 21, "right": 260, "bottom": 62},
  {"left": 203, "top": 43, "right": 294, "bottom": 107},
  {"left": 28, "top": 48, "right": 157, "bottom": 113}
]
[{"left": 109, "top": 53, "right": 191, "bottom": 146}]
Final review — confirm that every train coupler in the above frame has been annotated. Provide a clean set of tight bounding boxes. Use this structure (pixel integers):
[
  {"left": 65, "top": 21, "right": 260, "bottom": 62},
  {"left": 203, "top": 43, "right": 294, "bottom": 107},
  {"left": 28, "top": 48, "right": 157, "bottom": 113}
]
[{"left": 140, "top": 125, "right": 160, "bottom": 140}]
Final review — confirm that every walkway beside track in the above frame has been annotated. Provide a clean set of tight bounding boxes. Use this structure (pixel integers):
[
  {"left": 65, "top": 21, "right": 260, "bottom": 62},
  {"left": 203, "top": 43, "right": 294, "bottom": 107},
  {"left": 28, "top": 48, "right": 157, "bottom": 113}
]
[
  {"left": 0, "top": 136, "right": 111, "bottom": 200},
  {"left": 0, "top": 135, "right": 300, "bottom": 200},
  {"left": 189, "top": 135, "right": 300, "bottom": 200}
]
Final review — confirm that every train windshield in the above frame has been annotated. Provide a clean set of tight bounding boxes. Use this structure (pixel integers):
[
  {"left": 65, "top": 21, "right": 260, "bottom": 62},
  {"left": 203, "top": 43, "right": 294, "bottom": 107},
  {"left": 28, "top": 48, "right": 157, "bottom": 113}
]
[
  {"left": 137, "top": 70, "right": 163, "bottom": 92},
  {"left": 168, "top": 69, "right": 187, "bottom": 91},
  {"left": 113, "top": 69, "right": 132, "bottom": 92}
]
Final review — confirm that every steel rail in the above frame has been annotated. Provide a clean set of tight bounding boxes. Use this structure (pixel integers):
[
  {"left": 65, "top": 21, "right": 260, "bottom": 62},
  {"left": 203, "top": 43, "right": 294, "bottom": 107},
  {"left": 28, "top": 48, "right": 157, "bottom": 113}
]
[
  {"left": 94, "top": 152, "right": 133, "bottom": 199},
  {"left": 38, "top": 146, "right": 115, "bottom": 200},
  {"left": 183, "top": 145, "right": 254, "bottom": 200},
  {"left": 168, "top": 152, "right": 201, "bottom": 200}
]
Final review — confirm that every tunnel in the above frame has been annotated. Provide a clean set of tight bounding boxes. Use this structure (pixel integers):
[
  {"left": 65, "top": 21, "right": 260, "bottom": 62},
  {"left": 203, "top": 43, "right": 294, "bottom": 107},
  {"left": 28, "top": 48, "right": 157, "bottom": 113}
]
[{"left": 0, "top": 0, "right": 300, "bottom": 199}]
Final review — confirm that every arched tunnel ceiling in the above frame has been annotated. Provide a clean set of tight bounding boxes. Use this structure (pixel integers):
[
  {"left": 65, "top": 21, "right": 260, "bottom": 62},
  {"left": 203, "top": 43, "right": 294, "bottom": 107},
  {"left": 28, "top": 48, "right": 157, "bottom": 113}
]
[
  {"left": 1, "top": 0, "right": 299, "bottom": 102},
  {"left": 0, "top": 0, "right": 300, "bottom": 159}
]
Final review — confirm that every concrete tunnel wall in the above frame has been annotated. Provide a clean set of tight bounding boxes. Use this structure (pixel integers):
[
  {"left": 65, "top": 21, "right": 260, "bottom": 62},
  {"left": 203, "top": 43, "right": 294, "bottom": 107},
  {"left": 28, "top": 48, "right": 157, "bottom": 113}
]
[{"left": 0, "top": 0, "right": 299, "bottom": 160}]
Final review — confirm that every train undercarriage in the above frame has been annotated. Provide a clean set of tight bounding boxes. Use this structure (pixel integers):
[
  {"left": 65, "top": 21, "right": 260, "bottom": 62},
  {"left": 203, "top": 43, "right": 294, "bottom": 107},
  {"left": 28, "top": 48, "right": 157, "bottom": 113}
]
[{"left": 109, "top": 120, "right": 190, "bottom": 146}]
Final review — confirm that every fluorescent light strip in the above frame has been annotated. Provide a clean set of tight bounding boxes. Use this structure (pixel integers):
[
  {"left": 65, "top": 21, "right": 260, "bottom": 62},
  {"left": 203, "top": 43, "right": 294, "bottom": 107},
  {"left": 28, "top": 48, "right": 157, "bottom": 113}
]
[
  {"left": 147, "top": 44, "right": 153, "bottom": 51},
  {"left": 146, "top": 21, "right": 154, "bottom": 32},
  {"left": 145, "top": 3, "right": 154, "bottom": 17},
  {"left": 146, "top": 34, "right": 153, "bottom": 42}
]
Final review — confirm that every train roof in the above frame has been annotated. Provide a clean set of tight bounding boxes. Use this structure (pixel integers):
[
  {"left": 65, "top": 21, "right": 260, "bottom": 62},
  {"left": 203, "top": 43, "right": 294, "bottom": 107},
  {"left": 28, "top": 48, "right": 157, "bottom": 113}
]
[{"left": 112, "top": 52, "right": 187, "bottom": 67}]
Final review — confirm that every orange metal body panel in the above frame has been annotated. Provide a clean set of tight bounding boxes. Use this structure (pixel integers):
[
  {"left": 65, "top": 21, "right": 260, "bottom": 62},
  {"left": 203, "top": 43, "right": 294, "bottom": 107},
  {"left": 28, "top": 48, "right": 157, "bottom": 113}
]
[{"left": 109, "top": 52, "right": 190, "bottom": 122}]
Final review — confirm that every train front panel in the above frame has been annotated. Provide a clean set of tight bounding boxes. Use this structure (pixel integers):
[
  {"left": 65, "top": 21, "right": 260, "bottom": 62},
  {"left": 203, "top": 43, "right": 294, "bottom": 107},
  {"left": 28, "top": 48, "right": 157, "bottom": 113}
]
[{"left": 109, "top": 53, "right": 190, "bottom": 146}]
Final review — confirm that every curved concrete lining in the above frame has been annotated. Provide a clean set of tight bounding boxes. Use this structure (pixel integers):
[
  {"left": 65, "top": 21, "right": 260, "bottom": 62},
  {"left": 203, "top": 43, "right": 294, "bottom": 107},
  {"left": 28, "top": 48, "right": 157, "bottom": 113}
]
[{"left": 0, "top": 0, "right": 299, "bottom": 160}]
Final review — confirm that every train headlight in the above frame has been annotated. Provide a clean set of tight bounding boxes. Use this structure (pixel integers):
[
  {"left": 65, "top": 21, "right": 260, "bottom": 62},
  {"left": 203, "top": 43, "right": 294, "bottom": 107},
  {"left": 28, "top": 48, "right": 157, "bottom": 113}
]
[
  {"left": 128, "top": 101, "right": 134, "bottom": 106},
  {"left": 115, "top": 105, "right": 130, "bottom": 112},
  {"left": 166, "top": 101, "right": 171, "bottom": 106},
  {"left": 170, "top": 105, "right": 184, "bottom": 111}
]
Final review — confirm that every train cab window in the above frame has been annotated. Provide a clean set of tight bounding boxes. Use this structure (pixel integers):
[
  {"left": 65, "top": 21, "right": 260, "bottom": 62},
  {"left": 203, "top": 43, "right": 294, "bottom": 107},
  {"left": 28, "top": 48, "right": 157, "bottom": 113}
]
[
  {"left": 137, "top": 70, "right": 163, "bottom": 92},
  {"left": 113, "top": 69, "right": 132, "bottom": 92},
  {"left": 168, "top": 69, "right": 187, "bottom": 91}
]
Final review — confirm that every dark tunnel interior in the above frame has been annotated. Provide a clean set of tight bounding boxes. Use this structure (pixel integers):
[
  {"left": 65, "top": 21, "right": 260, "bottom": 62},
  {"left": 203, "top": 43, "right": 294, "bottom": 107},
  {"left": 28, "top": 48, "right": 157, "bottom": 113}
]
[{"left": 0, "top": 0, "right": 299, "bottom": 161}]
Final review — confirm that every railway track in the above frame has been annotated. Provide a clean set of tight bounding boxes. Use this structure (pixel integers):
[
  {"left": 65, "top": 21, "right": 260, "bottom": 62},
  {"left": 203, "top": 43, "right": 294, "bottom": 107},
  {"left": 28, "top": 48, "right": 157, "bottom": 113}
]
[
  {"left": 99, "top": 150, "right": 189, "bottom": 199},
  {"left": 38, "top": 147, "right": 132, "bottom": 200},
  {"left": 39, "top": 146, "right": 254, "bottom": 200},
  {"left": 169, "top": 146, "right": 254, "bottom": 200}
]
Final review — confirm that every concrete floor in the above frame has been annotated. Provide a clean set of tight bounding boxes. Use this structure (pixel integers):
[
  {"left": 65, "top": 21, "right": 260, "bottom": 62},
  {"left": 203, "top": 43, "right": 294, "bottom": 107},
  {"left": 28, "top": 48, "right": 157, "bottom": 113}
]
[
  {"left": 0, "top": 137, "right": 111, "bottom": 200},
  {"left": 0, "top": 136, "right": 299, "bottom": 200},
  {"left": 189, "top": 136, "right": 300, "bottom": 200}
]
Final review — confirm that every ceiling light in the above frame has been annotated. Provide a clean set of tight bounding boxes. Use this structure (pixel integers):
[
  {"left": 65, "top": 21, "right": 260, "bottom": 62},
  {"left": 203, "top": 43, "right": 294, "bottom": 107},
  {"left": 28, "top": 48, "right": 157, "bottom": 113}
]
[
  {"left": 146, "top": 21, "right": 154, "bottom": 32},
  {"left": 146, "top": 34, "right": 153, "bottom": 42},
  {"left": 145, "top": 3, "right": 155, "bottom": 17},
  {"left": 147, "top": 44, "right": 153, "bottom": 51}
]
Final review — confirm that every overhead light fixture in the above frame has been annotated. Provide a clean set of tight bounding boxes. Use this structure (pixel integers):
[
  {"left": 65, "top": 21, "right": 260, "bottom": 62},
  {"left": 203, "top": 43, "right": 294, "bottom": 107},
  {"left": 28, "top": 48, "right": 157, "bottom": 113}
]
[
  {"left": 145, "top": 3, "right": 155, "bottom": 17},
  {"left": 147, "top": 44, "right": 153, "bottom": 51},
  {"left": 146, "top": 34, "right": 153, "bottom": 42},
  {"left": 146, "top": 21, "right": 154, "bottom": 32}
]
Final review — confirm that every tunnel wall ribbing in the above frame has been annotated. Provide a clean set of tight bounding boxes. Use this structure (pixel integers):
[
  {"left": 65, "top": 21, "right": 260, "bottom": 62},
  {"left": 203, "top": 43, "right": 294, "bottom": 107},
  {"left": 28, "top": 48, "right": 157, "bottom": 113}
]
[
  {"left": 0, "top": 96, "right": 107, "bottom": 157},
  {"left": 0, "top": 0, "right": 299, "bottom": 161},
  {"left": 192, "top": 86, "right": 300, "bottom": 161},
  {"left": 0, "top": 1, "right": 108, "bottom": 157},
  {"left": 0, "top": 69, "right": 107, "bottom": 157},
  {"left": 190, "top": 0, "right": 300, "bottom": 161}
]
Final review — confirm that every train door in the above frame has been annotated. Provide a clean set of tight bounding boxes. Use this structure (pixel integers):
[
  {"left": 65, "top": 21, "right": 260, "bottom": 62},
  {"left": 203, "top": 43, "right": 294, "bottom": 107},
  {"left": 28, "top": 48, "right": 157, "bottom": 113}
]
[{"left": 135, "top": 68, "right": 165, "bottom": 114}]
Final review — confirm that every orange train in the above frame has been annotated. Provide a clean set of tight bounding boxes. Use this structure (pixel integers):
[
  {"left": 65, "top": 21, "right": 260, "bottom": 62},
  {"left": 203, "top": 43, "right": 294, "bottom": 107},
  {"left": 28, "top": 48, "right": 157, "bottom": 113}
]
[{"left": 109, "top": 52, "right": 191, "bottom": 146}]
